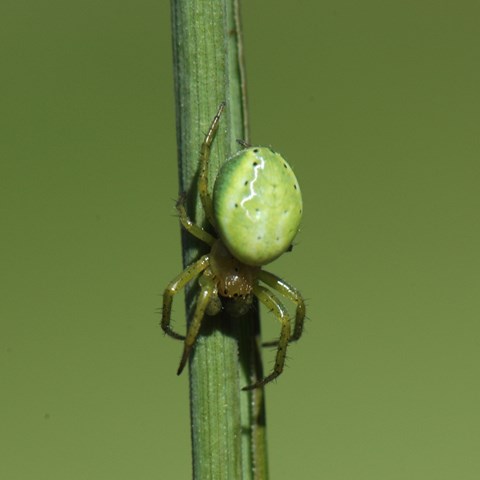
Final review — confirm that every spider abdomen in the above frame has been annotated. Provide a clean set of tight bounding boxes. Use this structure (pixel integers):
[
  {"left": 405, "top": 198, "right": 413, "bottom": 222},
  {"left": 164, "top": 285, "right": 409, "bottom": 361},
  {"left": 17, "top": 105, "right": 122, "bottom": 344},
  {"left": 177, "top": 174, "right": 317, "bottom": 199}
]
[{"left": 213, "top": 147, "right": 303, "bottom": 267}]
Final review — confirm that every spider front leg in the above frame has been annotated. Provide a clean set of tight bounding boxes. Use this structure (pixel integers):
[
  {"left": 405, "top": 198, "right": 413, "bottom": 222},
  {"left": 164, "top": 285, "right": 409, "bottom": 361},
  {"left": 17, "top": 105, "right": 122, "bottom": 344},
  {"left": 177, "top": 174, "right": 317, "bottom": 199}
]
[
  {"left": 198, "top": 102, "right": 225, "bottom": 229},
  {"left": 161, "top": 255, "right": 210, "bottom": 340},
  {"left": 243, "top": 285, "right": 291, "bottom": 391},
  {"left": 176, "top": 273, "right": 217, "bottom": 376},
  {"left": 258, "top": 270, "right": 306, "bottom": 346}
]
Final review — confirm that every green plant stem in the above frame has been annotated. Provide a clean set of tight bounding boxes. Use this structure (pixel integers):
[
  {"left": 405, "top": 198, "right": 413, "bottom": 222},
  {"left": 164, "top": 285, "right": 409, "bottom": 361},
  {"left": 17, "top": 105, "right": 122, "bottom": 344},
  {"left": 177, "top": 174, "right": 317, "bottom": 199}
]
[{"left": 171, "top": 1, "right": 268, "bottom": 479}]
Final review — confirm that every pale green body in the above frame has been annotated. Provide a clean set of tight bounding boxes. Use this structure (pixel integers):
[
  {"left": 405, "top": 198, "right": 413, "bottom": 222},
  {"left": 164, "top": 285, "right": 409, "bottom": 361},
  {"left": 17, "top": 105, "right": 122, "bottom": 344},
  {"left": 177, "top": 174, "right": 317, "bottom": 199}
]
[
  {"left": 162, "top": 104, "right": 306, "bottom": 390},
  {"left": 213, "top": 147, "right": 303, "bottom": 266}
]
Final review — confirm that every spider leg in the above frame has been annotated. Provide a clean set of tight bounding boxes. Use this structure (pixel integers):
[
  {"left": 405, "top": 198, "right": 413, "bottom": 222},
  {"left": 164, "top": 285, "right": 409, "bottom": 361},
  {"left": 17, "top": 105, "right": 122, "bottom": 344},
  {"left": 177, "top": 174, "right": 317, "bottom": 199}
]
[
  {"left": 258, "top": 270, "right": 306, "bottom": 346},
  {"left": 161, "top": 255, "right": 210, "bottom": 340},
  {"left": 176, "top": 193, "right": 215, "bottom": 246},
  {"left": 198, "top": 102, "right": 225, "bottom": 229},
  {"left": 243, "top": 285, "right": 291, "bottom": 390},
  {"left": 176, "top": 274, "right": 216, "bottom": 376}
]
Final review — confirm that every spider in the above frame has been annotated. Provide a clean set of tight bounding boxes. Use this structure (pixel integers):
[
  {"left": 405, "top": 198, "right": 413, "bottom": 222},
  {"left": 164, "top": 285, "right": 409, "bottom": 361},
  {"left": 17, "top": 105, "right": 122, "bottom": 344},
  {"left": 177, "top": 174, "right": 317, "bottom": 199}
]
[{"left": 161, "top": 102, "right": 306, "bottom": 390}]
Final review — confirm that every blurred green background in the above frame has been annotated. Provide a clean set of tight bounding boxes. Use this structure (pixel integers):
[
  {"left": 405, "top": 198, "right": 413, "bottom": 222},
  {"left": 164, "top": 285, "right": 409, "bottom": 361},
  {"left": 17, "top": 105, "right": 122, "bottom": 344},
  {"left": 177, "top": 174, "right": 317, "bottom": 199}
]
[{"left": 1, "top": 1, "right": 479, "bottom": 478}]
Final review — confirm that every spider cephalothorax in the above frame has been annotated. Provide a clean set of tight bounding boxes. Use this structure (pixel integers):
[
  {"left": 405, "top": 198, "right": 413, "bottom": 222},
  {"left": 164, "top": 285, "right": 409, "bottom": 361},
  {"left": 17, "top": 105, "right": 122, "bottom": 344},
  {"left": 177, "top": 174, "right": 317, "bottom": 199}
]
[
  {"left": 162, "top": 103, "right": 305, "bottom": 390},
  {"left": 182, "top": 236, "right": 258, "bottom": 320}
]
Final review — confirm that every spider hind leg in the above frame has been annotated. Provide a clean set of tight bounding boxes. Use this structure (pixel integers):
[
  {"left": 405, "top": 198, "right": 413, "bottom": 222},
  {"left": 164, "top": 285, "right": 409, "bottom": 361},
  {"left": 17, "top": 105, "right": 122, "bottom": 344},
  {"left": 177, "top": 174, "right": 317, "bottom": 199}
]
[
  {"left": 176, "top": 193, "right": 216, "bottom": 246},
  {"left": 198, "top": 102, "right": 226, "bottom": 228}
]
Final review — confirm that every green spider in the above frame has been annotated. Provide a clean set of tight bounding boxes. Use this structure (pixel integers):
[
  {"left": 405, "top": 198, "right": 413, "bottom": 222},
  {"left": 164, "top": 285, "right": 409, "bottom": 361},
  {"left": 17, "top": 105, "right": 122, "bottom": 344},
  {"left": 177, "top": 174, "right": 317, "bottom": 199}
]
[{"left": 162, "top": 102, "right": 305, "bottom": 390}]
